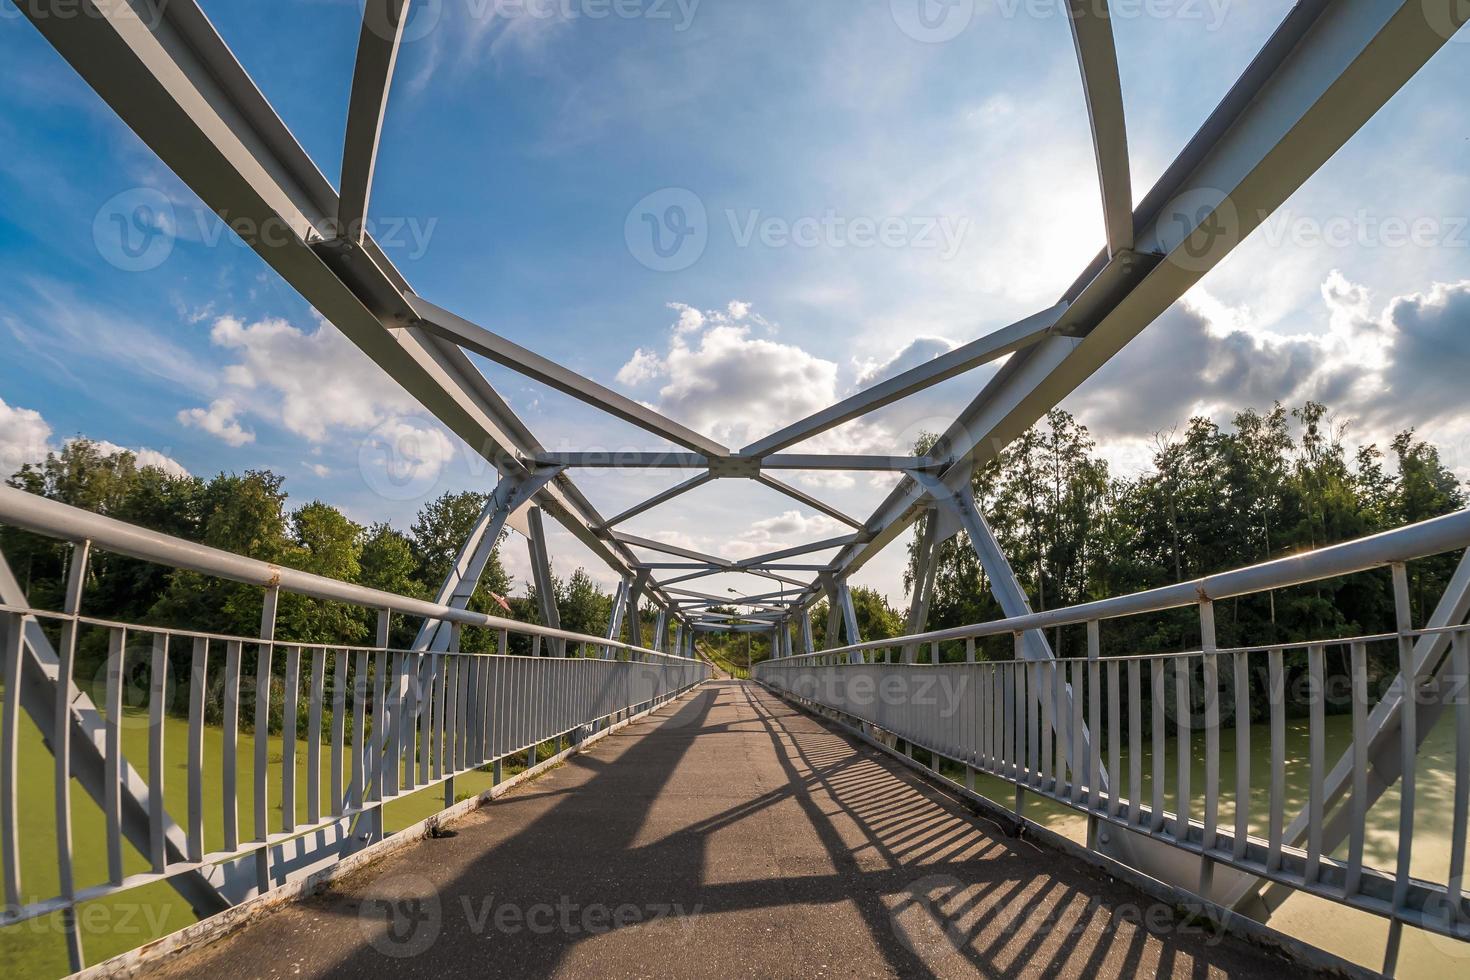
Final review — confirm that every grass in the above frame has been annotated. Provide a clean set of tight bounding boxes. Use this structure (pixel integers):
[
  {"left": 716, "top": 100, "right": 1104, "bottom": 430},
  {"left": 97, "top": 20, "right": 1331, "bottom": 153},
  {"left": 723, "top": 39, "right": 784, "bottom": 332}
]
[{"left": 0, "top": 691, "right": 575, "bottom": 978}]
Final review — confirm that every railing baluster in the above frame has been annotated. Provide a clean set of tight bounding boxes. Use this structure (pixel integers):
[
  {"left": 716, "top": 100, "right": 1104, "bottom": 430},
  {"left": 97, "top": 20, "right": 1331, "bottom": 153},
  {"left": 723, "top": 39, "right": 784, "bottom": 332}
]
[
  {"left": 1390, "top": 564, "right": 1417, "bottom": 934},
  {"left": 1305, "top": 644, "right": 1325, "bottom": 884},
  {"left": 1150, "top": 658, "right": 1165, "bottom": 834},
  {"left": 222, "top": 639, "right": 241, "bottom": 852},
  {"left": 1107, "top": 659, "right": 1120, "bottom": 819},
  {"left": 1200, "top": 601, "right": 1218, "bottom": 859},
  {"left": 1267, "top": 647, "right": 1285, "bottom": 872},
  {"left": 1127, "top": 658, "right": 1141, "bottom": 826},
  {"left": 307, "top": 648, "right": 325, "bottom": 824},
  {"left": 333, "top": 650, "right": 349, "bottom": 817},
  {"left": 1, "top": 612, "right": 24, "bottom": 911},
  {"left": 1449, "top": 632, "right": 1469, "bottom": 924},
  {"left": 149, "top": 632, "right": 168, "bottom": 873},
  {"left": 1232, "top": 650, "right": 1250, "bottom": 864},
  {"left": 104, "top": 627, "right": 126, "bottom": 884},
  {"left": 1087, "top": 622, "right": 1101, "bottom": 813},
  {"left": 187, "top": 637, "right": 208, "bottom": 863},
  {"left": 55, "top": 540, "right": 89, "bottom": 971},
  {"left": 1070, "top": 659, "right": 1083, "bottom": 805},
  {"left": 1345, "top": 641, "right": 1369, "bottom": 898},
  {"left": 1176, "top": 656, "right": 1192, "bottom": 842},
  {"left": 281, "top": 645, "right": 301, "bottom": 833}
]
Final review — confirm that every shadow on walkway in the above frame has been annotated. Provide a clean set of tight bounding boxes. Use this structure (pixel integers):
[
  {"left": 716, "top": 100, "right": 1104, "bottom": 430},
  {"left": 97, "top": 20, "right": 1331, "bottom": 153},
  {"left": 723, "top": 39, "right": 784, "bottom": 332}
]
[{"left": 151, "top": 681, "right": 1299, "bottom": 979}]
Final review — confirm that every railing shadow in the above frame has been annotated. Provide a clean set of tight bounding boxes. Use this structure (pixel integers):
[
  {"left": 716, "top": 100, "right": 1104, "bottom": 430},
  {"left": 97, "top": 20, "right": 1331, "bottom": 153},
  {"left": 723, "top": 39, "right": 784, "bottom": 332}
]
[{"left": 171, "top": 681, "right": 1278, "bottom": 978}]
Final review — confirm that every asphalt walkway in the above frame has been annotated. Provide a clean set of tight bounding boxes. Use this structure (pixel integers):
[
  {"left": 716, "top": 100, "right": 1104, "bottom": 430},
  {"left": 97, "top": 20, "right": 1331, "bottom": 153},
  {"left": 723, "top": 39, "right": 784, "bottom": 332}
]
[{"left": 151, "top": 681, "right": 1296, "bottom": 979}]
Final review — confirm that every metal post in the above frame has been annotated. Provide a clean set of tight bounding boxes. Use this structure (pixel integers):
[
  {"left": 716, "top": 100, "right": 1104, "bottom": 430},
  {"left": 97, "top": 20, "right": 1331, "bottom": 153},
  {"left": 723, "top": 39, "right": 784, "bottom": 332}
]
[{"left": 526, "top": 506, "right": 564, "bottom": 656}]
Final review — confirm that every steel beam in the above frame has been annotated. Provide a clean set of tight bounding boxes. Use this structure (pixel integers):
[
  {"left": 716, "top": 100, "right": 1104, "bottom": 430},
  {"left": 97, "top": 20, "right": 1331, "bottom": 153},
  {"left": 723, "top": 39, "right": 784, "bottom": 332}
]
[
  {"left": 526, "top": 506, "right": 565, "bottom": 656},
  {"left": 1065, "top": 0, "right": 1132, "bottom": 255},
  {"left": 409, "top": 296, "right": 726, "bottom": 456},
  {"left": 754, "top": 474, "right": 863, "bottom": 529},
  {"left": 603, "top": 473, "right": 714, "bottom": 528},
  {"left": 793, "top": 0, "right": 1467, "bottom": 612},
  {"left": 337, "top": 0, "right": 412, "bottom": 241},
  {"left": 12, "top": 0, "right": 677, "bottom": 615},
  {"left": 414, "top": 469, "right": 560, "bottom": 651},
  {"left": 741, "top": 303, "right": 1066, "bottom": 458}
]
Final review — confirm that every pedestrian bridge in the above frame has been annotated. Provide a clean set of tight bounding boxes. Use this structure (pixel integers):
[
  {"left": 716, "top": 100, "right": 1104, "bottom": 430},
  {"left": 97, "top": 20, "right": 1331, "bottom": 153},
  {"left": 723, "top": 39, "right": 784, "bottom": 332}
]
[
  {"left": 3, "top": 481, "right": 1470, "bottom": 978},
  {"left": 4, "top": 1, "right": 1470, "bottom": 978}
]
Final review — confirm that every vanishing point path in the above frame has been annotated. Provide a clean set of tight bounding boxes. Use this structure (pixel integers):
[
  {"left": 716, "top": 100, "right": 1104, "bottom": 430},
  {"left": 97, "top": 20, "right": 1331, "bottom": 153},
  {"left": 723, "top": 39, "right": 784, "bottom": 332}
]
[{"left": 151, "top": 682, "right": 1297, "bottom": 979}]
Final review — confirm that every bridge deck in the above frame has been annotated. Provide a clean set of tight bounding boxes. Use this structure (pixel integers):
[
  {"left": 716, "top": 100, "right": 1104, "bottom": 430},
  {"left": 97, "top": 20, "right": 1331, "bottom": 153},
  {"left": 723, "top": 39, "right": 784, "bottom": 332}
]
[{"left": 151, "top": 681, "right": 1295, "bottom": 979}]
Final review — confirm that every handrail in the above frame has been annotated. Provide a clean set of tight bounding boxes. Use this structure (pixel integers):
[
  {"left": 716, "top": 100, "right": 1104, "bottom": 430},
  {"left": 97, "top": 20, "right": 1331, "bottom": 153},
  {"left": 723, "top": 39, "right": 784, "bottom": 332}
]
[
  {"left": 784, "top": 506, "right": 1470, "bottom": 661},
  {"left": 0, "top": 485, "right": 681, "bottom": 662}
]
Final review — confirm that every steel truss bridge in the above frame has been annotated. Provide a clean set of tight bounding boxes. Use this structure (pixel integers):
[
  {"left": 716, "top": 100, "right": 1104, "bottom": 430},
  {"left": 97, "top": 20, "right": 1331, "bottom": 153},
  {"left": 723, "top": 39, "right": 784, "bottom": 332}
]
[{"left": 2, "top": 0, "right": 1469, "bottom": 977}]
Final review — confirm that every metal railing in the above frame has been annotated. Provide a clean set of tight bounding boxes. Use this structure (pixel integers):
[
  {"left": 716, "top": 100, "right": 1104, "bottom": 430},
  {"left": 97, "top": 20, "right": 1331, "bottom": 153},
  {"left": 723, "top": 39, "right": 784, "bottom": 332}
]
[
  {"left": 0, "top": 486, "right": 708, "bottom": 969},
  {"left": 756, "top": 509, "right": 1470, "bottom": 971}
]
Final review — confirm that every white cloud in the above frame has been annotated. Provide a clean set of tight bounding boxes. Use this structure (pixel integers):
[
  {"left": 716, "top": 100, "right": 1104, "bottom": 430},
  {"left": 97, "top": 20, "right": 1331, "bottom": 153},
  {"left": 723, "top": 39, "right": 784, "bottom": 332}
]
[
  {"left": 728, "top": 510, "right": 846, "bottom": 560},
  {"left": 854, "top": 336, "right": 956, "bottom": 389},
  {"left": 357, "top": 417, "right": 458, "bottom": 499},
  {"left": 178, "top": 398, "right": 254, "bottom": 447},
  {"left": 616, "top": 302, "right": 841, "bottom": 450},
  {"left": 0, "top": 397, "right": 189, "bottom": 479},
  {"left": 176, "top": 315, "right": 460, "bottom": 490},
  {"left": 0, "top": 397, "right": 53, "bottom": 477},
  {"left": 615, "top": 347, "right": 664, "bottom": 387},
  {"left": 81, "top": 439, "right": 190, "bottom": 480},
  {"left": 202, "top": 316, "right": 417, "bottom": 442},
  {"left": 1066, "top": 273, "right": 1470, "bottom": 476}
]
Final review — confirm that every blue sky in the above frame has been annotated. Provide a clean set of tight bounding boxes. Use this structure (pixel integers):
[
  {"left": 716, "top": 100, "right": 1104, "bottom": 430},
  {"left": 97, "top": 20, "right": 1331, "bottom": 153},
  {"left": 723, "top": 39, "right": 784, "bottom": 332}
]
[{"left": 1, "top": 1, "right": 1467, "bottom": 603}]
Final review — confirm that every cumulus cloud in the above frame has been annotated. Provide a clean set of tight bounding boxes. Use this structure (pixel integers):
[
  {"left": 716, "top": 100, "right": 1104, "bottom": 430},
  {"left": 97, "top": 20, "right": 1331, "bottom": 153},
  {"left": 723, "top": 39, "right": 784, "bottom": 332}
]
[
  {"left": 81, "top": 439, "right": 190, "bottom": 480},
  {"left": 727, "top": 510, "right": 847, "bottom": 560},
  {"left": 0, "top": 397, "right": 53, "bottom": 477},
  {"left": 178, "top": 398, "right": 254, "bottom": 447},
  {"left": 854, "top": 336, "right": 956, "bottom": 389},
  {"left": 176, "top": 315, "right": 459, "bottom": 490},
  {"left": 1, "top": 397, "right": 189, "bottom": 479},
  {"left": 616, "top": 302, "right": 841, "bottom": 450},
  {"left": 1066, "top": 273, "right": 1470, "bottom": 467},
  {"left": 202, "top": 316, "right": 418, "bottom": 442}
]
